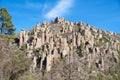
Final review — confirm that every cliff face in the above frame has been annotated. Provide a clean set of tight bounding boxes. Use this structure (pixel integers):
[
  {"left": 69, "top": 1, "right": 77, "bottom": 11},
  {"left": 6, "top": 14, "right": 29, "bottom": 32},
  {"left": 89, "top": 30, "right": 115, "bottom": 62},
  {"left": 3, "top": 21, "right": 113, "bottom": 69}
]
[{"left": 18, "top": 17, "right": 120, "bottom": 79}]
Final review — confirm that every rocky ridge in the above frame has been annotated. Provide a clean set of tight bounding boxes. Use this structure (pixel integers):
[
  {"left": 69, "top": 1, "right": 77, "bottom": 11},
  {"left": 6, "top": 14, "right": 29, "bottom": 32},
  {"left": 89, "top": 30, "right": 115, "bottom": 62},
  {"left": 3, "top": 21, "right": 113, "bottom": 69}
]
[{"left": 18, "top": 17, "right": 120, "bottom": 79}]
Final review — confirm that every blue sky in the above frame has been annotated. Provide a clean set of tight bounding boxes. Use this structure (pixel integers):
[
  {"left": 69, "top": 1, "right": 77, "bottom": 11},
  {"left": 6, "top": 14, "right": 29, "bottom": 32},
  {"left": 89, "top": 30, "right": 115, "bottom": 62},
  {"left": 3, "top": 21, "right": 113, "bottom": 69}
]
[{"left": 0, "top": 0, "right": 120, "bottom": 33}]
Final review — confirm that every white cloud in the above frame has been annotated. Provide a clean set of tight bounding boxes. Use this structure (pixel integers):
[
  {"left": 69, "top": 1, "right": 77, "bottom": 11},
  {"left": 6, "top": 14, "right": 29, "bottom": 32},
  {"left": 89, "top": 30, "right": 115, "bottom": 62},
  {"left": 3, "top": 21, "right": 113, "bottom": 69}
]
[{"left": 45, "top": 0, "right": 74, "bottom": 19}]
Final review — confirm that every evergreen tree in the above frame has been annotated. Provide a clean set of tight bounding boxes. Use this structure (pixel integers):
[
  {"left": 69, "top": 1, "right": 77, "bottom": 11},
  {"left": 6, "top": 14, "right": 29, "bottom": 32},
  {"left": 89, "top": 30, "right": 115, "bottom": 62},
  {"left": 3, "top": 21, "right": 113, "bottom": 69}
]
[{"left": 0, "top": 7, "right": 16, "bottom": 34}]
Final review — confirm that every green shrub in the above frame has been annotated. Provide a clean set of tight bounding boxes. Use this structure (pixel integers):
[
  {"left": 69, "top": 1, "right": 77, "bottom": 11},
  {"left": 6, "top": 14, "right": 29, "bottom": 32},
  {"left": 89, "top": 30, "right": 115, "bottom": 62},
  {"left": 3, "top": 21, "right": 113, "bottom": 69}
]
[
  {"left": 2, "top": 50, "right": 32, "bottom": 80},
  {"left": 0, "top": 34, "right": 15, "bottom": 42}
]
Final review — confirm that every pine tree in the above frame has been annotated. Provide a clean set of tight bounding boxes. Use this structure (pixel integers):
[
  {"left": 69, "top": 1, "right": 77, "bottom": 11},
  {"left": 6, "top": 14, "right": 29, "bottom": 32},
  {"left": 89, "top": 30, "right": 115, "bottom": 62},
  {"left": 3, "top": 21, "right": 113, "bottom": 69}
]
[{"left": 0, "top": 8, "right": 16, "bottom": 34}]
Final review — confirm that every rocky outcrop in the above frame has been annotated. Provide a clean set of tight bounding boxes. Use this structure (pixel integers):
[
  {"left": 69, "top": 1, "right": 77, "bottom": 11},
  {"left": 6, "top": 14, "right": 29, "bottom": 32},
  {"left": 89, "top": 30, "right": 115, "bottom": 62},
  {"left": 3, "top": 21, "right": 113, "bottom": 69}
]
[{"left": 18, "top": 17, "right": 120, "bottom": 75}]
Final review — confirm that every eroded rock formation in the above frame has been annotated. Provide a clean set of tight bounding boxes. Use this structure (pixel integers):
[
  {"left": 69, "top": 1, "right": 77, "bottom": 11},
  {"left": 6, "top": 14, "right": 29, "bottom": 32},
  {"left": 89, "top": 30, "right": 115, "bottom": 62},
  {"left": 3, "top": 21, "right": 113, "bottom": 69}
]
[{"left": 18, "top": 17, "right": 120, "bottom": 74}]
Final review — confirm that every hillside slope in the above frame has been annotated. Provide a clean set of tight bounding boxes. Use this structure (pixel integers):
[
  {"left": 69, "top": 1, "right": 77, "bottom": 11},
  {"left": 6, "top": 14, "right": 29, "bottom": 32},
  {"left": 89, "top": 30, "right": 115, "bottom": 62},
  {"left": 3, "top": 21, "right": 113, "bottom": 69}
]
[
  {"left": 18, "top": 17, "right": 120, "bottom": 80},
  {"left": 0, "top": 35, "right": 32, "bottom": 80},
  {"left": 0, "top": 17, "right": 120, "bottom": 80}
]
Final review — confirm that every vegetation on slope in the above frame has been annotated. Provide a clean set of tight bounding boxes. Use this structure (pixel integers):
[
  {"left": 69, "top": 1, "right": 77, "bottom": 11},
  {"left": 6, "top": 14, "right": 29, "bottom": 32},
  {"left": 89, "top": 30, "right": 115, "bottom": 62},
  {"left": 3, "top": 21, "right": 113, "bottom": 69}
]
[{"left": 0, "top": 37, "right": 33, "bottom": 80}]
